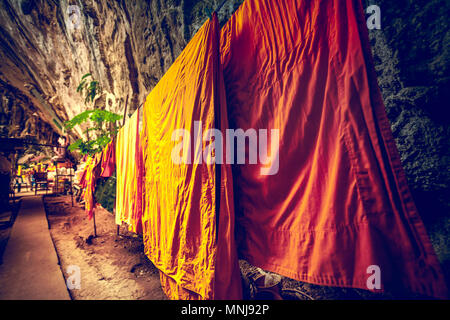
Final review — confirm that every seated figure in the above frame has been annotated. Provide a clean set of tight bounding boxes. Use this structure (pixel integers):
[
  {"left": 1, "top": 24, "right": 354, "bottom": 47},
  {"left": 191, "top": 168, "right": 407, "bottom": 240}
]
[{"left": 52, "top": 136, "right": 69, "bottom": 163}]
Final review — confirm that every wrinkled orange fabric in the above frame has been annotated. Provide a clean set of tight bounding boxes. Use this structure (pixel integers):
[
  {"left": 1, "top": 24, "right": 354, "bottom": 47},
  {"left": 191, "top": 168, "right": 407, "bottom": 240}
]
[
  {"left": 141, "top": 13, "right": 242, "bottom": 300},
  {"left": 220, "top": 0, "right": 447, "bottom": 298},
  {"left": 115, "top": 111, "right": 142, "bottom": 232},
  {"left": 134, "top": 110, "right": 144, "bottom": 235},
  {"left": 100, "top": 139, "right": 115, "bottom": 178},
  {"left": 82, "top": 141, "right": 113, "bottom": 220},
  {"left": 83, "top": 153, "right": 101, "bottom": 220}
]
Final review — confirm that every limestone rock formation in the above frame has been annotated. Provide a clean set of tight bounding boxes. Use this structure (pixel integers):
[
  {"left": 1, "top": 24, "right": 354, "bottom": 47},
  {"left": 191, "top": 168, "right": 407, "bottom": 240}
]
[
  {"left": 0, "top": 0, "right": 243, "bottom": 141},
  {"left": 0, "top": 83, "right": 58, "bottom": 145}
]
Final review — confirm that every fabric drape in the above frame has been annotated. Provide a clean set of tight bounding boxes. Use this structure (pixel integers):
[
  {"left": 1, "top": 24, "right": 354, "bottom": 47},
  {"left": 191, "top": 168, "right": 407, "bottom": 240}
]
[
  {"left": 133, "top": 113, "right": 144, "bottom": 235},
  {"left": 100, "top": 139, "right": 116, "bottom": 178},
  {"left": 115, "top": 111, "right": 142, "bottom": 232},
  {"left": 141, "top": 13, "right": 242, "bottom": 300},
  {"left": 219, "top": 0, "right": 447, "bottom": 298},
  {"left": 83, "top": 153, "right": 101, "bottom": 220},
  {"left": 80, "top": 139, "right": 115, "bottom": 220}
]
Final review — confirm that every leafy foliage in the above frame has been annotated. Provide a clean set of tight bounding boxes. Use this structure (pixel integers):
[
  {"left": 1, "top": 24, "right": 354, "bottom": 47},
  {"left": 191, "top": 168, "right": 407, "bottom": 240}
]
[
  {"left": 65, "top": 109, "right": 122, "bottom": 131},
  {"left": 94, "top": 172, "right": 116, "bottom": 213},
  {"left": 65, "top": 74, "right": 122, "bottom": 156},
  {"left": 76, "top": 73, "right": 100, "bottom": 104}
]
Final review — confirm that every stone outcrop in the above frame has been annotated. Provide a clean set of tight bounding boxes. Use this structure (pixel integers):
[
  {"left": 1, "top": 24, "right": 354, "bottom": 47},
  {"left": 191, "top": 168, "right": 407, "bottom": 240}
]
[
  {"left": 0, "top": 83, "right": 58, "bottom": 152},
  {"left": 364, "top": 0, "right": 449, "bottom": 276},
  {"left": 0, "top": 0, "right": 243, "bottom": 141}
]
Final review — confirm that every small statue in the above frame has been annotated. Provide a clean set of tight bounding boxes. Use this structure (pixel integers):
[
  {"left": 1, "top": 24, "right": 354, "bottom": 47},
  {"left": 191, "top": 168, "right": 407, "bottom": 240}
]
[{"left": 52, "top": 135, "right": 69, "bottom": 162}]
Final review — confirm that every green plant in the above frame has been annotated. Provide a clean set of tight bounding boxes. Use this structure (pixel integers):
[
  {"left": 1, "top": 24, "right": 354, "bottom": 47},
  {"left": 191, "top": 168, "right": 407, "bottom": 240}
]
[
  {"left": 65, "top": 73, "right": 122, "bottom": 156},
  {"left": 94, "top": 172, "right": 117, "bottom": 213},
  {"left": 77, "top": 73, "right": 100, "bottom": 104}
]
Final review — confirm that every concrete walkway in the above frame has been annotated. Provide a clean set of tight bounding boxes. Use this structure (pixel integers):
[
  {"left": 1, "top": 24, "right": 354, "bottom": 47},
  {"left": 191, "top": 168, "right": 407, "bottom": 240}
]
[{"left": 0, "top": 196, "right": 70, "bottom": 299}]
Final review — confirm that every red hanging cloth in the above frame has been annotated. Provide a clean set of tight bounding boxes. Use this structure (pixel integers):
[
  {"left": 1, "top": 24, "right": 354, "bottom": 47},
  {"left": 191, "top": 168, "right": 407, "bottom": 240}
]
[
  {"left": 100, "top": 139, "right": 116, "bottom": 178},
  {"left": 220, "top": 0, "right": 447, "bottom": 298}
]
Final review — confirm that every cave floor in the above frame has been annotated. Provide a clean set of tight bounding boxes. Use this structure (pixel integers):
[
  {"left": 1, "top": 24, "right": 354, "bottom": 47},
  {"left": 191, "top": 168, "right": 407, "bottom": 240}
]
[
  {"left": 43, "top": 194, "right": 167, "bottom": 300},
  {"left": 0, "top": 195, "right": 70, "bottom": 299}
]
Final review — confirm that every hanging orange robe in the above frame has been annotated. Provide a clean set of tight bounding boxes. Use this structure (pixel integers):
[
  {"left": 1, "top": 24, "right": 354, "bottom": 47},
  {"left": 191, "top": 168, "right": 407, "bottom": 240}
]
[
  {"left": 134, "top": 112, "right": 144, "bottom": 235},
  {"left": 100, "top": 139, "right": 116, "bottom": 178},
  {"left": 115, "top": 111, "right": 141, "bottom": 232},
  {"left": 83, "top": 153, "right": 101, "bottom": 220},
  {"left": 141, "top": 13, "right": 242, "bottom": 300},
  {"left": 220, "top": 0, "right": 447, "bottom": 298}
]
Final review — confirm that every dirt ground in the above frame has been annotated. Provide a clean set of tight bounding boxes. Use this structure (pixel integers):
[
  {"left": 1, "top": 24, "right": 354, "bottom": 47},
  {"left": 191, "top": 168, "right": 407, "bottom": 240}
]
[{"left": 44, "top": 195, "right": 167, "bottom": 300}]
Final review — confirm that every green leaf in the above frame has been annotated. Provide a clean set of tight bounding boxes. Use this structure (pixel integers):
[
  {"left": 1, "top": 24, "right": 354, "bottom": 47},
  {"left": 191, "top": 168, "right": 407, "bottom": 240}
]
[
  {"left": 76, "top": 79, "right": 86, "bottom": 93},
  {"left": 68, "top": 74, "right": 124, "bottom": 156},
  {"left": 64, "top": 109, "right": 94, "bottom": 129},
  {"left": 81, "top": 73, "right": 92, "bottom": 80},
  {"left": 67, "top": 139, "right": 83, "bottom": 152}
]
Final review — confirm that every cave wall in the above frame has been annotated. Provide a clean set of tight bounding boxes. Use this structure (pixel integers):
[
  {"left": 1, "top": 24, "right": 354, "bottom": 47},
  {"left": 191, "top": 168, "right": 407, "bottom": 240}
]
[
  {"left": 0, "top": 0, "right": 243, "bottom": 141},
  {"left": 365, "top": 1, "right": 449, "bottom": 225},
  {"left": 0, "top": 84, "right": 57, "bottom": 143},
  {"left": 365, "top": 0, "right": 450, "bottom": 278}
]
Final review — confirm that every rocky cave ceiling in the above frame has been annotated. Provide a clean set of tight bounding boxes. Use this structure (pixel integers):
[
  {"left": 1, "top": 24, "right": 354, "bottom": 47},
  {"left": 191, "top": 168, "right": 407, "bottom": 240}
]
[{"left": 0, "top": 0, "right": 244, "bottom": 142}]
